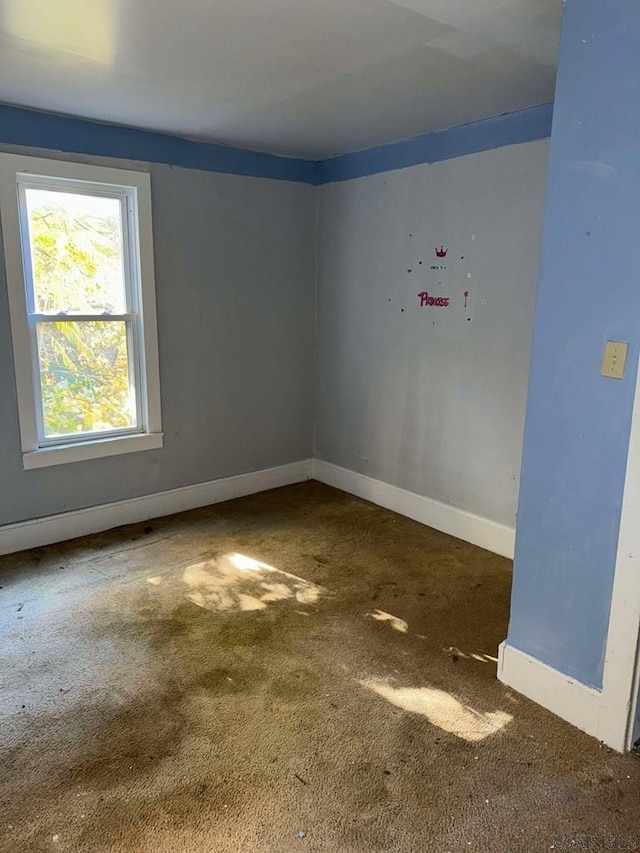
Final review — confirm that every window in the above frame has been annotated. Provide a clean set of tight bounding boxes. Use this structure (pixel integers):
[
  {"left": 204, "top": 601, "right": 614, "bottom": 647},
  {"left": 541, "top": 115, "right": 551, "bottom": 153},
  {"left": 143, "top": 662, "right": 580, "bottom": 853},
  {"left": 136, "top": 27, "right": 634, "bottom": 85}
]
[{"left": 0, "top": 154, "right": 162, "bottom": 469}]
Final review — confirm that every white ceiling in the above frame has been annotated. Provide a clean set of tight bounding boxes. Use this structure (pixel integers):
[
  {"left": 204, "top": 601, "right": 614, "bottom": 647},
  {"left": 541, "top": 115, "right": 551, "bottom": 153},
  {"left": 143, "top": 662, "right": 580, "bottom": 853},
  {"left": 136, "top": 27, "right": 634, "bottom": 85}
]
[{"left": 0, "top": 0, "right": 561, "bottom": 159}]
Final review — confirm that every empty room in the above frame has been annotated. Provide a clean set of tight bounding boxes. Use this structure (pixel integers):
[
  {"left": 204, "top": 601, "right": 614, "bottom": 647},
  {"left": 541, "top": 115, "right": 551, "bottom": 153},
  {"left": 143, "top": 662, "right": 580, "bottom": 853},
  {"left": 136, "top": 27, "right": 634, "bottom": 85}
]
[{"left": 2, "top": 1, "right": 640, "bottom": 851}]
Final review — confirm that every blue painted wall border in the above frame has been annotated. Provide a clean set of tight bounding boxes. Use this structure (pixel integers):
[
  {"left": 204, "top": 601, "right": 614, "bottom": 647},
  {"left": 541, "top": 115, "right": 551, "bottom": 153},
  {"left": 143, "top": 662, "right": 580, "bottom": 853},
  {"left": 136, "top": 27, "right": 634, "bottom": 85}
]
[
  {"left": 0, "top": 104, "right": 319, "bottom": 185},
  {"left": 0, "top": 102, "right": 553, "bottom": 186},
  {"left": 318, "top": 102, "right": 554, "bottom": 184}
]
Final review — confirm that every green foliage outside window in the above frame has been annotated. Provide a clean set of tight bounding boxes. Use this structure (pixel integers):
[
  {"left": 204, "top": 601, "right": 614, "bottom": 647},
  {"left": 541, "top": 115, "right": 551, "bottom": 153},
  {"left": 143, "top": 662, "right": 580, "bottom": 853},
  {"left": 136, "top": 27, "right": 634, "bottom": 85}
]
[{"left": 27, "top": 193, "right": 135, "bottom": 438}]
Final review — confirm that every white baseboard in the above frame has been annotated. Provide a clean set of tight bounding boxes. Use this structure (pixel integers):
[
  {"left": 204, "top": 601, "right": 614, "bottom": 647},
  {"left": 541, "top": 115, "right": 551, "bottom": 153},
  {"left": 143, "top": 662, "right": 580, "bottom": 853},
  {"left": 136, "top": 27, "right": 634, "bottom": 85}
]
[
  {"left": 0, "top": 458, "right": 513, "bottom": 558},
  {"left": 497, "top": 641, "right": 615, "bottom": 744},
  {"left": 0, "top": 459, "right": 312, "bottom": 556},
  {"left": 312, "top": 459, "right": 515, "bottom": 559}
]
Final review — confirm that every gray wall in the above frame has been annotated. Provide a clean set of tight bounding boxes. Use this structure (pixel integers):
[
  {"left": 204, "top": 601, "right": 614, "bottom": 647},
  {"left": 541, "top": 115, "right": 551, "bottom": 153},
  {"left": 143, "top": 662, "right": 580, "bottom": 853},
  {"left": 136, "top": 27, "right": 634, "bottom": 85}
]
[
  {"left": 0, "top": 148, "right": 317, "bottom": 525},
  {"left": 315, "top": 140, "right": 549, "bottom": 528},
  {"left": 0, "top": 138, "right": 549, "bottom": 531}
]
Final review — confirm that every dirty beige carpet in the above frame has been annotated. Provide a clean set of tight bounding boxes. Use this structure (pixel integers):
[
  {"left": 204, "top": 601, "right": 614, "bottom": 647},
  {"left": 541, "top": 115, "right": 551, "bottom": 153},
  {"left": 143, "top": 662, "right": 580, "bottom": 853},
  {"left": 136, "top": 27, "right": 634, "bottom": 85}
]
[{"left": 1, "top": 481, "right": 639, "bottom": 853}]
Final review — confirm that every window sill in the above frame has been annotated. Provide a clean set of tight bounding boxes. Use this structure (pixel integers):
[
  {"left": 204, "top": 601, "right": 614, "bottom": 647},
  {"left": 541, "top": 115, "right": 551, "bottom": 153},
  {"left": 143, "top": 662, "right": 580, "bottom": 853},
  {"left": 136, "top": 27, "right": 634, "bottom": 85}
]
[{"left": 22, "top": 432, "right": 164, "bottom": 470}]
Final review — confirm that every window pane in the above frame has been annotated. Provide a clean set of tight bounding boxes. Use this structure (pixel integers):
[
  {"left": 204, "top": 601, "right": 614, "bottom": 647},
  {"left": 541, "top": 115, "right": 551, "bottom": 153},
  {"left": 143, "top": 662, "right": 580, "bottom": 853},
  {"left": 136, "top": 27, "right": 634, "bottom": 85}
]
[
  {"left": 24, "top": 188, "right": 126, "bottom": 314},
  {"left": 36, "top": 321, "right": 136, "bottom": 438}
]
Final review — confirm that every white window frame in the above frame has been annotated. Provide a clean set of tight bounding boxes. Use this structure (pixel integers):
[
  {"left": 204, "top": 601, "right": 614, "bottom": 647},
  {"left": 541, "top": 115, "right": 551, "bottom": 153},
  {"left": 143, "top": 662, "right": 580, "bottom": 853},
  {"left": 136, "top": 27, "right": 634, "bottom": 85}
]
[{"left": 0, "top": 154, "right": 163, "bottom": 469}]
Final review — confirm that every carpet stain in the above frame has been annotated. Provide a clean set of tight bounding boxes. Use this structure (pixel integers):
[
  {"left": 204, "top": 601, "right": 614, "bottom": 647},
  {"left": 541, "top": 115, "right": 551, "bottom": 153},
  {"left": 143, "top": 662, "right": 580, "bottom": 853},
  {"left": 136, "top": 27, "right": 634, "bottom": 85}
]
[{"left": 0, "top": 481, "right": 639, "bottom": 853}]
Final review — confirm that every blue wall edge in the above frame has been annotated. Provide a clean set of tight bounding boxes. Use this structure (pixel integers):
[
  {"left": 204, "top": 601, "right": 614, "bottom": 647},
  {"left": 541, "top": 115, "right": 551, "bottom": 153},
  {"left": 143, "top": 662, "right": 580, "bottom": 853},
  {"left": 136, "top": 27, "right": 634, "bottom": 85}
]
[
  {"left": 318, "top": 102, "right": 554, "bottom": 184},
  {"left": 0, "top": 102, "right": 554, "bottom": 186},
  {"left": 0, "top": 104, "right": 320, "bottom": 185}
]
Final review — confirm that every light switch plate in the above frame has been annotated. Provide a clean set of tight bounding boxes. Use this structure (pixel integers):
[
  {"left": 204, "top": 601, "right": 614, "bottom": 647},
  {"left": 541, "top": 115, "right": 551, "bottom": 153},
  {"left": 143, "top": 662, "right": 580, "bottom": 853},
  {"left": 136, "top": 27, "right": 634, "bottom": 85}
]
[{"left": 601, "top": 341, "right": 628, "bottom": 380}]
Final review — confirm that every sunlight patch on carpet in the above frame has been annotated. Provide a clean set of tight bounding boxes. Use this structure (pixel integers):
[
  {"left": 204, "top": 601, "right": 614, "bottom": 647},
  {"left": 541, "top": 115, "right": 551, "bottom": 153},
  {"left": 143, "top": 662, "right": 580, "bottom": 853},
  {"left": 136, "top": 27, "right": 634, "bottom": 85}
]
[
  {"left": 443, "top": 646, "right": 499, "bottom": 664},
  {"left": 360, "top": 678, "right": 512, "bottom": 742},
  {"left": 179, "top": 553, "right": 324, "bottom": 614},
  {"left": 366, "top": 609, "right": 409, "bottom": 633}
]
